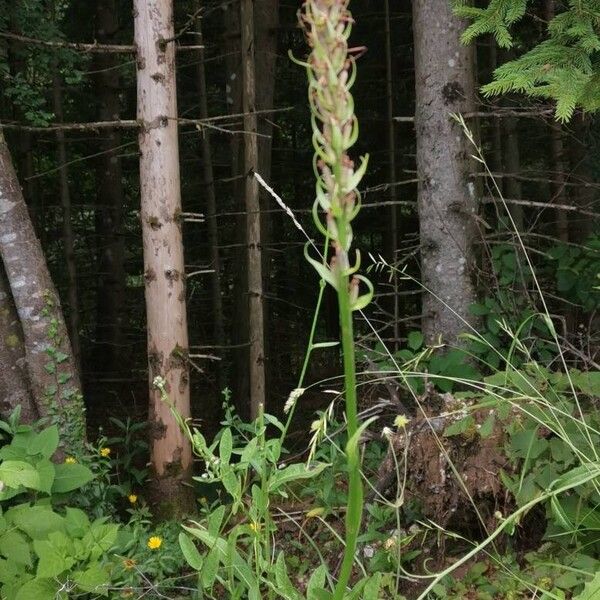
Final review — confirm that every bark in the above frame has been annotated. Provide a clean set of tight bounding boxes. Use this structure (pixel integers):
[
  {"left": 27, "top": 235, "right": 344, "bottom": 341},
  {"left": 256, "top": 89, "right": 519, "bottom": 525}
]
[
  {"left": 412, "top": 0, "right": 479, "bottom": 346},
  {"left": 384, "top": 0, "right": 399, "bottom": 346},
  {"left": 502, "top": 114, "right": 523, "bottom": 230},
  {"left": 488, "top": 41, "right": 503, "bottom": 197},
  {"left": 241, "top": 0, "right": 266, "bottom": 419},
  {"left": 0, "top": 129, "right": 85, "bottom": 449},
  {"left": 195, "top": 17, "right": 225, "bottom": 394},
  {"left": 134, "top": 0, "right": 195, "bottom": 515},
  {"left": 254, "top": 0, "right": 278, "bottom": 382},
  {"left": 224, "top": 1, "right": 250, "bottom": 414},
  {"left": 52, "top": 71, "right": 81, "bottom": 372},
  {"left": 549, "top": 123, "right": 570, "bottom": 243},
  {"left": 93, "top": 0, "right": 127, "bottom": 375},
  {"left": 568, "top": 114, "right": 594, "bottom": 244},
  {"left": 0, "top": 260, "right": 37, "bottom": 423}
]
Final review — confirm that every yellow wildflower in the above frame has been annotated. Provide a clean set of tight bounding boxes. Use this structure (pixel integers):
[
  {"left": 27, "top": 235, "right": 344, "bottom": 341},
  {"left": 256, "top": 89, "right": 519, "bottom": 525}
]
[
  {"left": 64, "top": 457, "right": 77, "bottom": 464},
  {"left": 249, "top": 521, "right": 260, "bottom": 533},
  {"left": 306, "top": 507, "right": 325, "bottom": 519},
  {"left": 394, "top": 414, "right": 409, "bottom": 429},
  {"left": 100, "top": 447, "right": 111, "bottom": 457},
  {"left": 147, "top": 536, "right": 162, "bottom": 550},
  {"left": 122, "top": 558, "right": 136, "bottom": 570},
  {"left": 128, "top": 494, "right": 138, "bottom": 504}
]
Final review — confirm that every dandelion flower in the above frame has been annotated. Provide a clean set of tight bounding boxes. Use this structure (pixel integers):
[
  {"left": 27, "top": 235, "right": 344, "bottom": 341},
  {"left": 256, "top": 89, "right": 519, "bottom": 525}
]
[
  {"left": 100, "top": 447, "right": 111, "bottom": 457},
  {"left": 122, "top": 558, "right": 136, "bottom": 570},
  {"left": 147, "top": 536, "right": 162, "bottom": 550},
  {"left": 128, "top": 494, "right": 138, "bottom": 504},
  {"left": 64, "top": 456, "right": 77, "bottom": 464},
  {"left": 394, "top": 414, "right": 409, "bottom": 429}
]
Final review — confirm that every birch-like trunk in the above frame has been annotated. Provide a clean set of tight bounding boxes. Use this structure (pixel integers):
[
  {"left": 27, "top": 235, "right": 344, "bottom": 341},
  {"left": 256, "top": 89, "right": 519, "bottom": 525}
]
[
  {"left": 0, "top": 129, "right": 85, "bottom": 449},
  {"left": 0, "top": 259, "right": 37, "bottom": 422},
  {"left": 134, "top": 0, "right": 194, "bottom": 515},
  {"left": 412, "top": 0, "right": 479, "bottom": 346}
]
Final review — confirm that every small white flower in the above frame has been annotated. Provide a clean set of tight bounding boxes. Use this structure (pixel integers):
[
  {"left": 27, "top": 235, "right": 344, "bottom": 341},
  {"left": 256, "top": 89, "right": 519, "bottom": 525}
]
[
  {"left": 153, "top": 376, "right": 166, "bottom": 389},
  {"left": 363, "top": 545, "right": 374, "bottom": 558},
  {"left": 382, "top": 426, "right": 393, "bottom": 439},
  {"left": 284, "top": 388, "right": 305, "bottom": 414}
]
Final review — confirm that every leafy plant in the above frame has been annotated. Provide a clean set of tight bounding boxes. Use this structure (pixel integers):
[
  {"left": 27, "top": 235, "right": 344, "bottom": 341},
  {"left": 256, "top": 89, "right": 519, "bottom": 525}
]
[{"left": 0, "top": 410, "right": 121, "bottom": 599}]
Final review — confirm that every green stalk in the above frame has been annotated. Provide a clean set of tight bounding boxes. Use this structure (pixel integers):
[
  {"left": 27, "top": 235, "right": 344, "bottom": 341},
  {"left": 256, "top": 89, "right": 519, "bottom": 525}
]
[
  {"left": 333, "top": 268, "right": 362, "bottom": 599},
  {"left": 299, "top": 3, "right": 372, "bottom": 596}
]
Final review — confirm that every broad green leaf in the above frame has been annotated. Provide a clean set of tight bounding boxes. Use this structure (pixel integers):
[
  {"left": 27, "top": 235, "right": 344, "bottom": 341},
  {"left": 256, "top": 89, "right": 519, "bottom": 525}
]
[
  {"left": 479, "top": 414, "right": 495, "bottom": 439},
  {"left": 178, "top": 532, "right": 203, "bottom": 570},
  {"left": 0, "top": 461, "right": 40, "bottom": 490},
  {"left": 207, "top": 505, "right": 226, "bottom": 537},
  {"left": 407, "top": 331, "right": 424, "bottom": 351},
  {"left": 219, "top": 428, "right": 233, "bottom": 466},
  {"left": 15, "top": 578, "right": 58, "bottom": 600},
  {"left": 27, "top": 426, "right": 59, "bottom": 459},
  {"left": 33, "top": 539, "right": 72, "bottom": 578},
  {"left": 83, "top": 521, "right": 119, "bottom": 561},
  {"left": 307, "top": 564, "right": 327, "bottom": 599},
  {"left": 0, "top": 530, "right": 31, "bottom": 567},
  {"left": 269, "top": 462, "right": 329, "bottom": 493},
  {"left": 73, "top": 563, "right": 110, "bottom": 596},
  {"left": 221, "top": 469, "right": 239, "bottom": 499},
  {"left": 443, "top": 416, "right": 476, "bottom": 438},
  {"left": 363, "top": 573, "right": 383, "bottom": 600},
  {"left": 64, "top": 507, "right": 90, "bottom": 538},
  {"left": 35, "top": 460, "right": 55, "bottom": 494},
  {"left": 51, "top": 463, "right": 94, "bottom": 493},
  {"left": 201, "top": 545, "right": 220, "bottom": 590},
  {"left": 509, "top": 429, "right": 547, "bottom": 460},
  {"left": 9, "top": 506, "right": 66, "bottom": 540},
  {"left": 275, "top": 552, "right": 303, "bottom": 600}
]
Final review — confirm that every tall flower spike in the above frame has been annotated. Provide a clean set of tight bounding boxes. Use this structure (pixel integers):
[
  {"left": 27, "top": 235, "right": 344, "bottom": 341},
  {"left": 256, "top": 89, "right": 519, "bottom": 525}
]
[{"left": 300, "top": 2, "right": 373, "bottom": 598}]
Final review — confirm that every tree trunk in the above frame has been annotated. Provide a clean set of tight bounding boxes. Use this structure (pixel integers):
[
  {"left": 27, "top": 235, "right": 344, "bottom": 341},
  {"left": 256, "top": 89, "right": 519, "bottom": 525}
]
[
  {"left": 412, "top": 0, "right": 479, "bottom": 347},
  {"left": 224, "top": 1, "right": 251, "bottom": 415},
  {"left": 384, "top": 0, "right": 399, "bottom": 347},
  {"left": 195, "top": 17, "right": 225, "bottom": 395},
  {"left": 0, "top": 129, "right": 85, "bottom": 450},
  {"left": 241, "top": 0, "right": 266, "bottom": 419},
  {"left": 568, "top": 114, "right": 594, "bottom": 244},
  {"left": 93, "top": 0, "right": 127, "bottom": 376},
  {"left": 0, "top": 259, "right": 37, "bottom": 423},
  {"left": 52, "top": 71, "right": 81, "bottom": 372},
  {"left": 502, "top": 113, "right": 523, "bottom": 230},
  {"left": 134, "top": 0, "right": 195, "bottom": 515},
  {"left": 254, "top": 0, "right": 278, "bottom": 389}
]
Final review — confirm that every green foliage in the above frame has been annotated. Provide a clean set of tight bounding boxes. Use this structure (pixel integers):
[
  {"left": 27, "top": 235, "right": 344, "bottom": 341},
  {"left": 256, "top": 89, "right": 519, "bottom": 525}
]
[
  {"left": 176, "top": 402, "right": 331, "bottom": 599},
  {"left": 0, "top": 413, "right": 122, "bottom": 599},
  {"left": 454, "top": 0, "right": 600, "bottom": 120},
  {"left": 41, "top": 293, "right": 86, "bottom": 454},
  {"left": 0, "top": 0, "right": 85, "bottom": 125}
]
